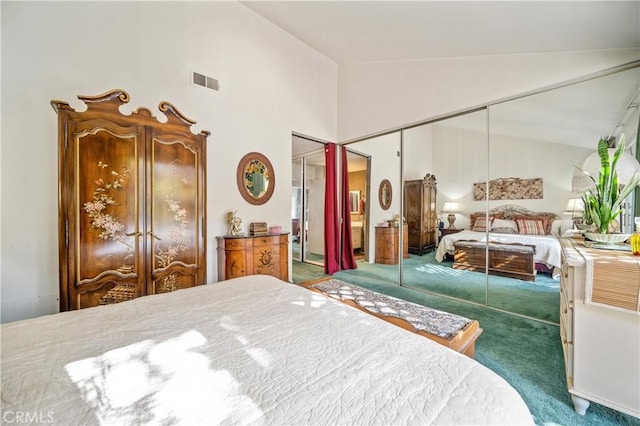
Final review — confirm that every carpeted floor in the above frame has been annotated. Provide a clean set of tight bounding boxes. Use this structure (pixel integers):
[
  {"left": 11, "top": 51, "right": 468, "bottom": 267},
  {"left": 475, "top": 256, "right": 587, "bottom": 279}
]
[{"left": 292, "top": 260, "right": 640, "bottom": 426}]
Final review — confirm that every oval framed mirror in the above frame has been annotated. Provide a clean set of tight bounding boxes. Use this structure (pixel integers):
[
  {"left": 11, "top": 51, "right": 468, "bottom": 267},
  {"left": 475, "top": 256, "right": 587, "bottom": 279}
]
[
  {"left": 236, "top": 152, "right": 275, "bottom": 205},
  {"left": 379, "top": 179, "right": 392, "bottom": 210}
]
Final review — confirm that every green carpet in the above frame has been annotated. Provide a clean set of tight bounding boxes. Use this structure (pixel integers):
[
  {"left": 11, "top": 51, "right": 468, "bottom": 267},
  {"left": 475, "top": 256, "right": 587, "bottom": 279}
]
[
  {"left": 292, "top": 261, "right": 640, "bottom": 426},
  {"left": 334, "top": 252, "right": 560, "bottom": 323}
]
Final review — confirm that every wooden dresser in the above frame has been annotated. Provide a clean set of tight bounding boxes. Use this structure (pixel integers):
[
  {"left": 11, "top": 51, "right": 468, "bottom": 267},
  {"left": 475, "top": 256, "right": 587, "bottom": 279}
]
[
  {"left": 559, "top": 238, "right": 640, "bottom": 418},
  {"left": 375, "top": 225, "right": 409, "bottom": 264},
  {"left": 217, "top": 234, "right": 289, "bottom": 281}
]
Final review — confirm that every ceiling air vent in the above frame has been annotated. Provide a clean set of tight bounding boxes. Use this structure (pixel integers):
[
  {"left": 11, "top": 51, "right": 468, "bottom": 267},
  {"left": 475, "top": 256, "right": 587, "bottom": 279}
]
[{"left": 191, "top": 71, "right": 219, "bottom": 91}]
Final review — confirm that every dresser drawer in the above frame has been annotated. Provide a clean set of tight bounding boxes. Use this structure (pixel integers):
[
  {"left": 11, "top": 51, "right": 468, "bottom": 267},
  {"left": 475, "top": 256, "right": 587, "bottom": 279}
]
[
  {"left": 560, "top": 262, "right": 574, "bottom": 303},
  {"left": 224, "top": 238, "right": 246, "bottom": 250},
  {"left": 559, "top": 317, "right": 574, "bottom": 377},
  {"left": 560, "top": 300, "right": 573, "bottom": 343},
  {"left": 252, "top": 235, "right": 280, "bottom": 247}
]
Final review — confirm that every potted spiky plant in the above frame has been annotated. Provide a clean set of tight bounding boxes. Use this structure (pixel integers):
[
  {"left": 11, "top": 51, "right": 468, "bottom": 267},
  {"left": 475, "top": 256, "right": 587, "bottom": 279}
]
[{"left": 579, "top": 134, "right": 640, "bottom": 241}]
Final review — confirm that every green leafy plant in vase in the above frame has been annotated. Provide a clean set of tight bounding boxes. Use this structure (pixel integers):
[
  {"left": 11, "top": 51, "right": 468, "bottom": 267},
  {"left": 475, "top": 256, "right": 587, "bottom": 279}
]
[{"left": 579, "top": 135, "right": 640, "bottom": 241}]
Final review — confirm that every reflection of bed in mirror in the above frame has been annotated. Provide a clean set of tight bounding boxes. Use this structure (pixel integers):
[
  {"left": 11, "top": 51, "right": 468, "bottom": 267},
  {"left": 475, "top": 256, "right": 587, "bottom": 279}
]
[{"left": 435, "top": 205, "right": 562, "bottom": 280}]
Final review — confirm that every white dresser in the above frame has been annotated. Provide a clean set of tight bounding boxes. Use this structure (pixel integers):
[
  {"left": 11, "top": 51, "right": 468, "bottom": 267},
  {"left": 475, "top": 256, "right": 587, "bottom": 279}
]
[
  {"left": 352, "top": 225, "right": 363, "bottom": 250},
  {"left": 560, "top": 238, "right": 640, "bottom": 418}
]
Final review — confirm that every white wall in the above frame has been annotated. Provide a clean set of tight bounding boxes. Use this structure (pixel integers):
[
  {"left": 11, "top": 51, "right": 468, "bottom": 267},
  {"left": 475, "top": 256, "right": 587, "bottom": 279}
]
[
  {"left": 431, "top": 125, "right": 593, "bottom": 229},
  {"left": 432, "top": 125, "right": 489, "bottom": 229},
  {"left": 403, "top": 124, "right": 433, "bottom": 181},
  {"left": 338, "top": 49, "right": 640, "bottom": 141},
  {"left": 1, "top": 2, "right": 337, "bottom": 322}
]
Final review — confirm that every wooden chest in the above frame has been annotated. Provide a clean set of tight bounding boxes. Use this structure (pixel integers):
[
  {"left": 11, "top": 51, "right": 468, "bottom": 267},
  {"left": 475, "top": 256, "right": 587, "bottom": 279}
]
[
  {"left": 453, "top": 240, "right": 536, "bottom": 281},
  {"left": 217, "top": 234, "right": 289, "bottom": 281}
]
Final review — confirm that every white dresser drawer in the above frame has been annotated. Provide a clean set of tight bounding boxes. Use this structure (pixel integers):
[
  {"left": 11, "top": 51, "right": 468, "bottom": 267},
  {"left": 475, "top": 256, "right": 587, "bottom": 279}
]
[
  {"left": 560, "top": 300, "right": 573, "bottom": 343},
  {"left": 559, "top": 315, "right": 573, "bottom": 376},
  {"left": 560, "top": 262, "right": 574, "bottom": 303}
]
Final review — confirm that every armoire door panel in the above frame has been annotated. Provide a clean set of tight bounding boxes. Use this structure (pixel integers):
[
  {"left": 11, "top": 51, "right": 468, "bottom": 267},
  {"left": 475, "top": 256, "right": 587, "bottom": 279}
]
[
  {"left": 149, "top": 135, "right": 205, "bottom": 293},
  {"left": 69, "top": 123, "right": 145, "bottom": 310}
]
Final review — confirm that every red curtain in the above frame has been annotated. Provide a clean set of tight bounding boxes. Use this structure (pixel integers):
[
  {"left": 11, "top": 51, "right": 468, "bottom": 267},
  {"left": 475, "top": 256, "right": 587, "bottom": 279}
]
[
  {"left": 324, "top": 143, "right": 340, "bottom": 274},
  {"left": 340, "top": 146, "right": 358, "bottom": 270}
]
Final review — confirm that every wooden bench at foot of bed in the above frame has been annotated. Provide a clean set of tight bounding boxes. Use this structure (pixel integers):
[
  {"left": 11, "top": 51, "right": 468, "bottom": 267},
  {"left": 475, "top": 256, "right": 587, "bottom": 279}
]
[
  {"left": 453, "top": 240, "right": 537, "bottom": 282},
  {"left": 301, "top": 278, "right": 483, "bottom": 358}
]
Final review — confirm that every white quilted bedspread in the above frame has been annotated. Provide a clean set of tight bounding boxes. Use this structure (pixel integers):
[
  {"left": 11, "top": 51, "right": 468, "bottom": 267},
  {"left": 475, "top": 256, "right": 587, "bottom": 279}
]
[{"left": 1, "top": 275, "right": 533, "bottom": 425}]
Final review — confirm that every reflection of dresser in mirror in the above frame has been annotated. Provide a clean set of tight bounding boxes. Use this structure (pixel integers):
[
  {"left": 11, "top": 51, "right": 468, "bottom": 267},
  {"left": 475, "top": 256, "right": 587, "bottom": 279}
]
[
  {"left": 351, "top": 222, "right": 363, "bottom": 250},
  {"left": 375, "top": 225, "right": 409, "bottom": 264},
  {"left": 404, "top": 174, "right": 437, "bottom": 255}
]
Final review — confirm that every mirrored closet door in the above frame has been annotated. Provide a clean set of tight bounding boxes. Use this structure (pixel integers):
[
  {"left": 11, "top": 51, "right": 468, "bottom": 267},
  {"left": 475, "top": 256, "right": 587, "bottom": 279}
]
[
  {"left": 338, "top": 62, "right": 639, "bottom": 324},
  {"left": 345, "top": 132, "right": 402, "bottom": 284},
  {"left": 401, "top": 110, "right": 489, "bottom": 306},
  {"left": 486, "top": 65, "right": 640, "bottom": 323}
]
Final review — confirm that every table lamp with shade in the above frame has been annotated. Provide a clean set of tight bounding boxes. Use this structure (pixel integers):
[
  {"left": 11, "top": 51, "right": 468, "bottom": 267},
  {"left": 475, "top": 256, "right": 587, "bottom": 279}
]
[
  {"left": 442, "top": 201, "right": 460, "bottom": 229},
  {"left": 563, "top": 198, "right": 585, "bottom": 229}
]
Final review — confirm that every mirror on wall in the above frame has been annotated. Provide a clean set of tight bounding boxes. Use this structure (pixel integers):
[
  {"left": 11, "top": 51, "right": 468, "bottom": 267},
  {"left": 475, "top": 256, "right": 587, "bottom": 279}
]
[
  {"left": 401, "top": 110, "right": 489, "bottom": 306},
  {"left": 379, "top": 179, "right": 392, "bottom": 210},
  {"left": 486, "top": 65, "right": 640, "bottom": 323},
  {"left": 349, "top": 191, "right": 361, "bottom": 214}
]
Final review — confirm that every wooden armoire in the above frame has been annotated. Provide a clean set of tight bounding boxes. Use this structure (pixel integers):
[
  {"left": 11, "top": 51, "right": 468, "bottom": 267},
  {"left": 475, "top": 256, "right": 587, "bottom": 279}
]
[
  {"left": 53, "top": 90, "right": 208, "bottom": 311},
  {"left": 404, "top": 174, "right": 438, "bottom": 255}
]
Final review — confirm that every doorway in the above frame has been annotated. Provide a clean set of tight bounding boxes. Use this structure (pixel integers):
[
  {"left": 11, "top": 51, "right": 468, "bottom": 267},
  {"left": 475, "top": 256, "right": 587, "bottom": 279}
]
[
  {"left": 292, "top": 135, "right": 326, "bottom": 267},
  {"left": 344, "top": 148, "right": 370, "bottom": 262}
]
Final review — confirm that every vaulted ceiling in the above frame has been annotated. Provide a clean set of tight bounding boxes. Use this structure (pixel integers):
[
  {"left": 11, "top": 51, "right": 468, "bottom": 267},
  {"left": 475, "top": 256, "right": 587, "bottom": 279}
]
[
  {"left": 254, "top": 1, "right": 640, "bottom": 157},
  {"left": 241, "top": 1, "right": 639, "bottom": 64}
]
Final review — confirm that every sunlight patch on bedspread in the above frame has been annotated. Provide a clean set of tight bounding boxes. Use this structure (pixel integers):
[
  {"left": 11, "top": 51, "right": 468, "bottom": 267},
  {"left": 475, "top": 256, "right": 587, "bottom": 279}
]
[{"left": 65, "top": 330, "right": 263, "bottom": 425}]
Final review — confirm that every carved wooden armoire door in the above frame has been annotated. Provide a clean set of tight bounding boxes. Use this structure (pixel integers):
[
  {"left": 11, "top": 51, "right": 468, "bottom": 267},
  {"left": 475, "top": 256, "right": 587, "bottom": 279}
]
[
  {"left": 53, "top": 90, "right": 208, "bottom": 311},
  {"left": 404, "top": 173, "right": 437, "bottom": 255}
]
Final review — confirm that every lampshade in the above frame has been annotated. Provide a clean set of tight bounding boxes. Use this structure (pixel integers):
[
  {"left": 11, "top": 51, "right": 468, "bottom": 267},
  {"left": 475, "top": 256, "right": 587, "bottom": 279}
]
[
  {"left": 571, "top": 148, "right": 640, "bottom": 193},
  {"left": 563, "top": 198, "right": 584, "bottom": 214},
  {"left": 442, "top": 201, "right": 459, "bottom": 213}
]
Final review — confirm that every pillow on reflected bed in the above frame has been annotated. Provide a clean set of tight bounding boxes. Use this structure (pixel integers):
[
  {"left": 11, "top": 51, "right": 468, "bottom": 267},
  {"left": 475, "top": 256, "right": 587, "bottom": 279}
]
[
  {"left": 471, "top": 216, "right": 494, "bottom": 232},
  {"left": 491, "top": 218, "right": 518, "bottom": 234},
  {"left": 515, "top": 218, "right": 547, "bottom": 235}
]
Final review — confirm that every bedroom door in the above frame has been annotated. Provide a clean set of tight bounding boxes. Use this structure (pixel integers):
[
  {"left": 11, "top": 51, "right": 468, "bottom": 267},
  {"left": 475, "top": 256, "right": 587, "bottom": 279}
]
[{"left": 54, "top": 90, "right": 207, "bottom": 311}]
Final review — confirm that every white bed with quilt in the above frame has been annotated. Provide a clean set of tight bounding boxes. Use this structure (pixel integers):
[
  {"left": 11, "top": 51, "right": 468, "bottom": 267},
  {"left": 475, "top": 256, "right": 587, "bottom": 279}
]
[
  {"left": 435, "top": 205, "right": 563, "bottom": 277},
  {"left": 1, "top": 275, "right": 533, "bottom": 425},
  {"left": 436, "top": 230, "right": 562, "bottom": 269}
]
